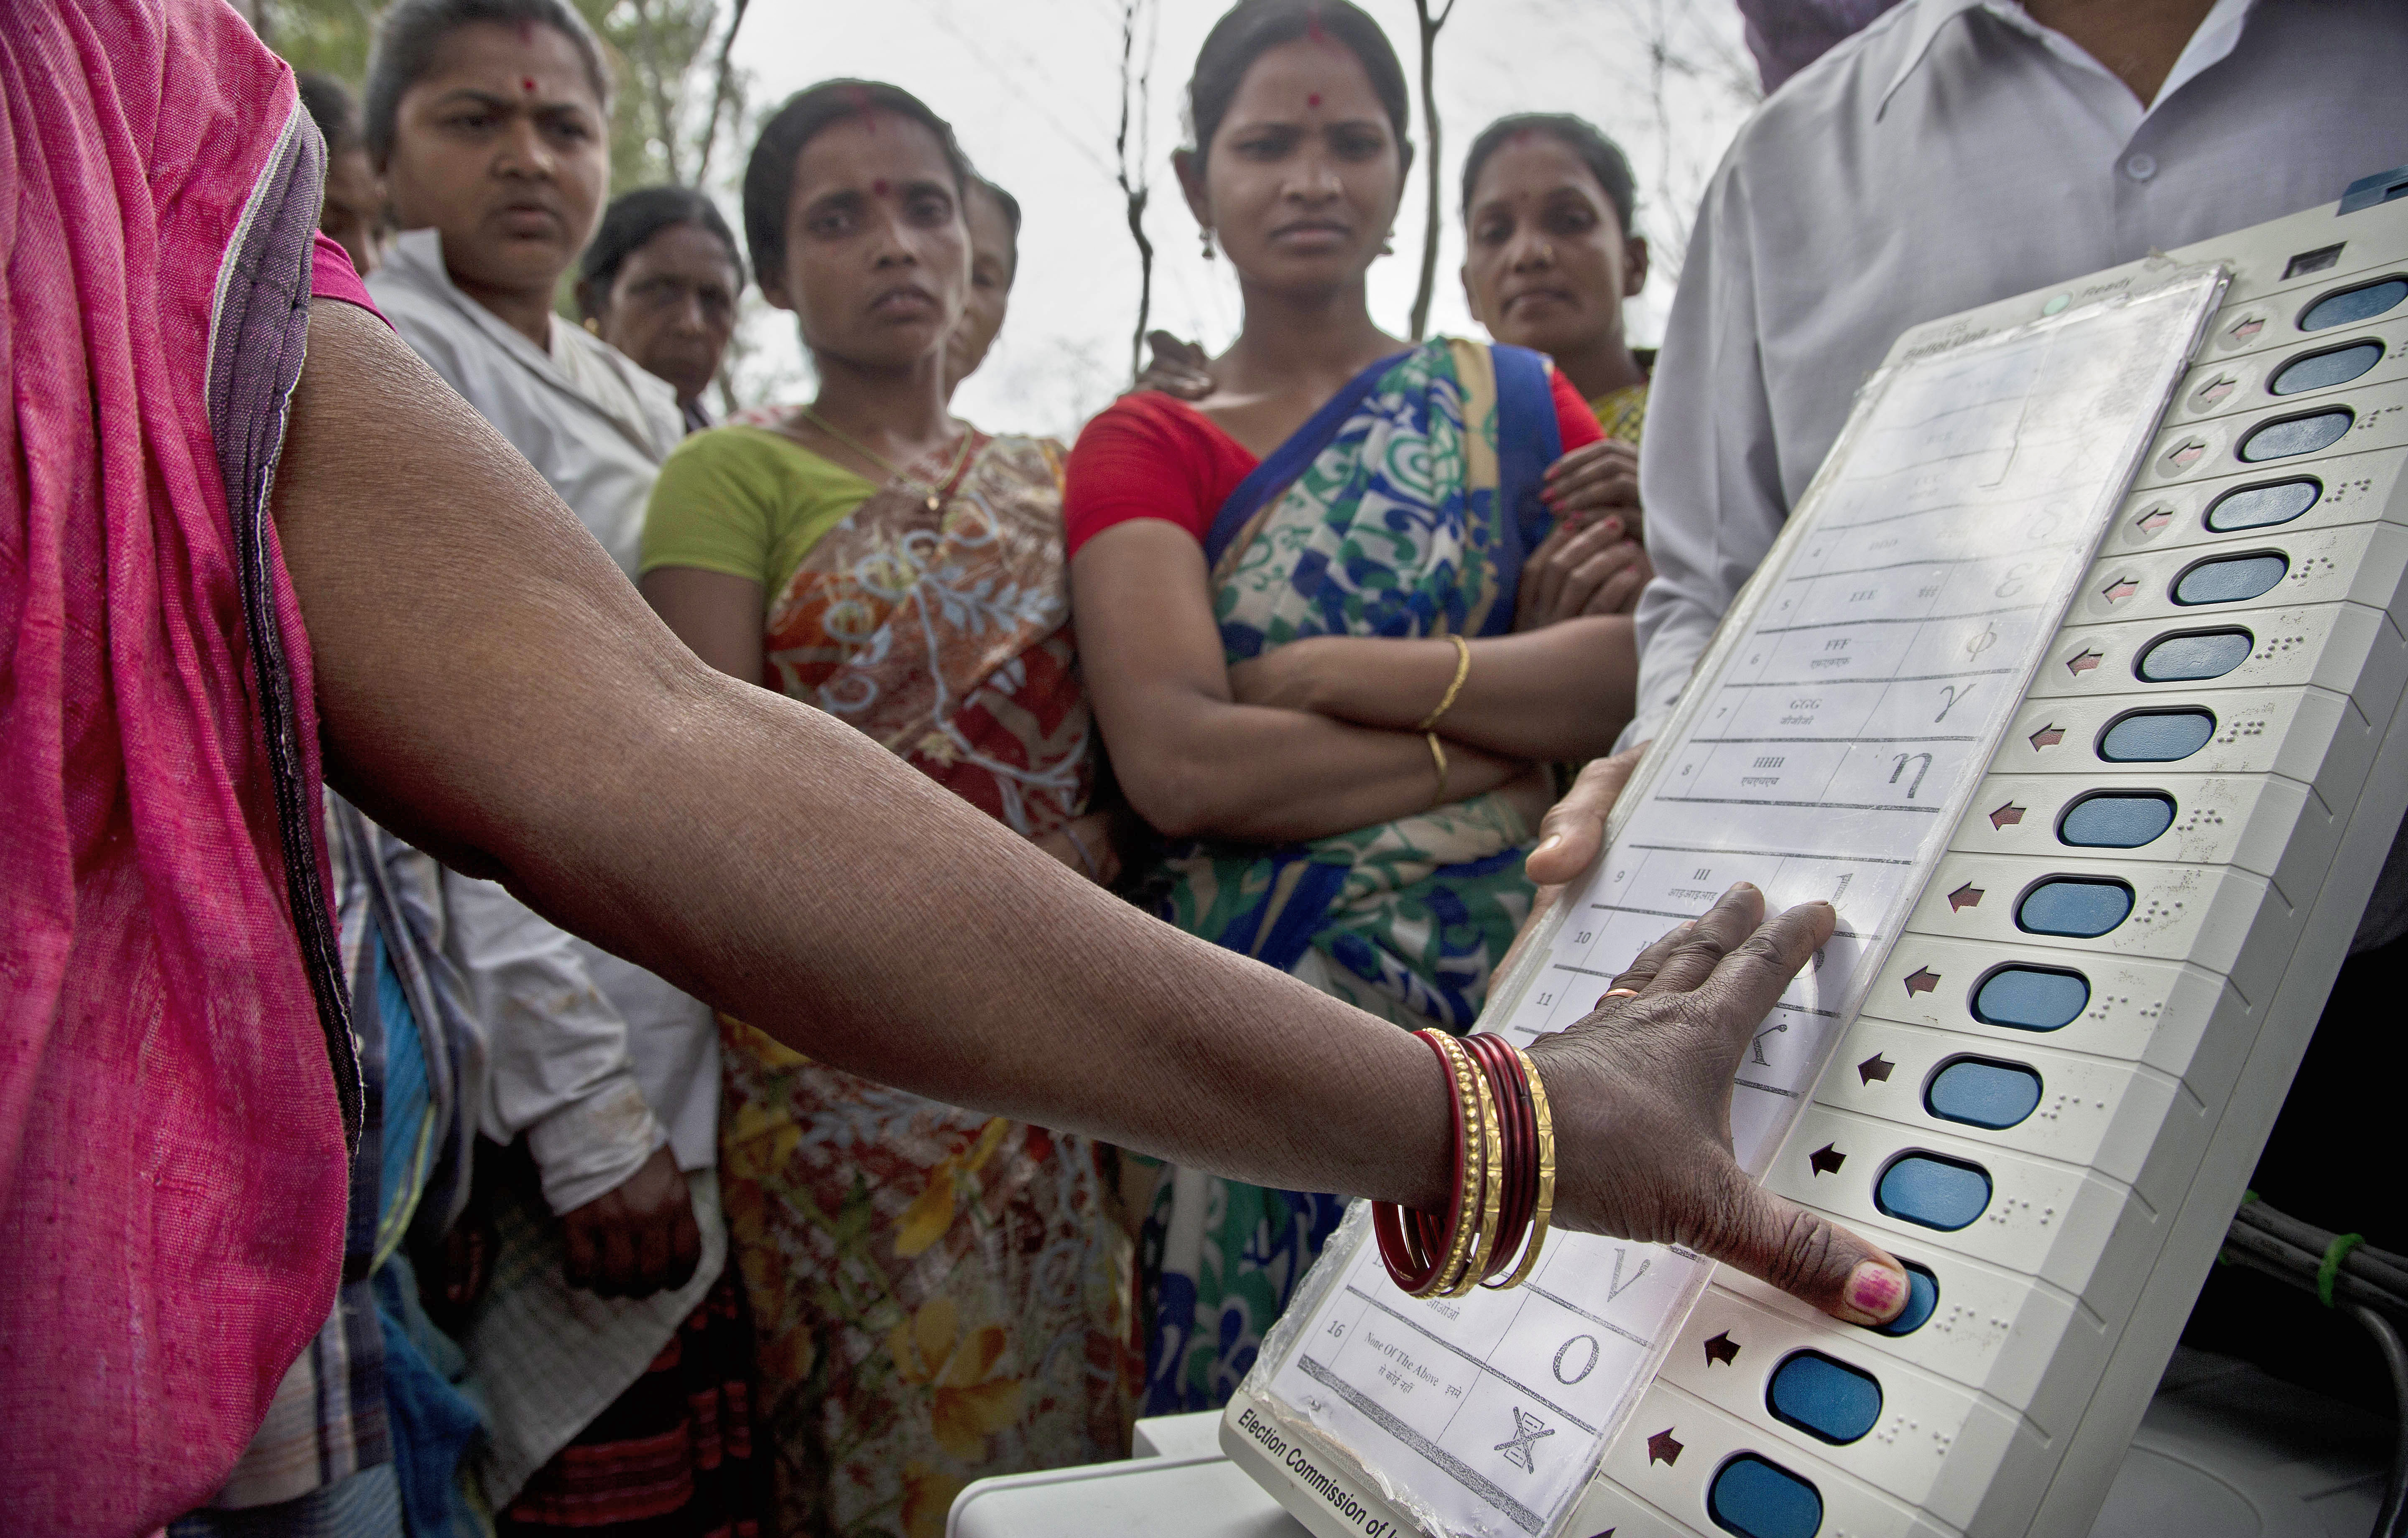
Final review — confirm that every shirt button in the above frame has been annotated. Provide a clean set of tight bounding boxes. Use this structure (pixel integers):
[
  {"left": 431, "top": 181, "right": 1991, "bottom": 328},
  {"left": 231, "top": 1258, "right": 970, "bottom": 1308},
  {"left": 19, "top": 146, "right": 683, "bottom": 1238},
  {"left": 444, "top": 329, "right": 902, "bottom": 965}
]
[{"left": 2125, "top": 152, "right": 2158, "bottom": 181}]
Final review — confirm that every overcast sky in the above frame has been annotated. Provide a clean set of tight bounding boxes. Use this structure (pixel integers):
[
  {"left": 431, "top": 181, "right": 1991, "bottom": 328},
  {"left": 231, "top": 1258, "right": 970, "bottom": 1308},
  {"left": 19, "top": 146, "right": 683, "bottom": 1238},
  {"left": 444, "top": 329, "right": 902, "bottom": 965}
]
[{"left": 720, "top": 0, "right": 1763, "bottom": 439}]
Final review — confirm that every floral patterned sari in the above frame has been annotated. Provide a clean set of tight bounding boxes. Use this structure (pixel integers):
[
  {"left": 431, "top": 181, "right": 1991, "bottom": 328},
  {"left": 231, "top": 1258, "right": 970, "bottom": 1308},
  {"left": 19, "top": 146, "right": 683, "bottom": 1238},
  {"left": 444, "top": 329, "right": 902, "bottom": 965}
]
[
  {"left": 713, "top": 430, "right": 1132, "bottom": 1538},
  {"left": 1138, "top": 339, "right": 1565, "bottom": 1416}
]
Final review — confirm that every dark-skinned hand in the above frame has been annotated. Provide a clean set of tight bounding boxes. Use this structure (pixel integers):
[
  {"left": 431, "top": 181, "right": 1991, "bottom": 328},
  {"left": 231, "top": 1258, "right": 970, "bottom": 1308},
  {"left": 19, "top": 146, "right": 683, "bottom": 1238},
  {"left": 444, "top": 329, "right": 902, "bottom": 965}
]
[
  {"left": 559, "top": 1143, "right": 701, "bottom": 1300},
  {"left": 1541, "top": 438, "right": 1642, "bottom": 536},
  {"left": 1127, "top": 331, "right": 1214, "bottom": 400},
  {"left": 1516, "top": 515, "right": 1653, "bottom": 626},
  {"left": 1523, "top": 883, "right": 1911, "bottom": 1325}
]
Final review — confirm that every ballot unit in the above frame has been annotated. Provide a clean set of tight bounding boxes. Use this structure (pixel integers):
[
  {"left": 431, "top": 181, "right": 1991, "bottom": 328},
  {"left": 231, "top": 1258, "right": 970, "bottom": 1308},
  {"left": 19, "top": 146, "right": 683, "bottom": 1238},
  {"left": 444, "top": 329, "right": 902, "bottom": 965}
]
[{"left": 1223, "top": 173, "right": 2408, "bottom": 1538}]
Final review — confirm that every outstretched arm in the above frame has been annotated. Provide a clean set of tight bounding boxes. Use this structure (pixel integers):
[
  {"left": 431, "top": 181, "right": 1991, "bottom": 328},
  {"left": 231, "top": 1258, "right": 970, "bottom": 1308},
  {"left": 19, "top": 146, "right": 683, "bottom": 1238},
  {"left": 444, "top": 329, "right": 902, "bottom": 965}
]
[{"left": 275, "top": 300, "right": 1903, "bottom": 1322}]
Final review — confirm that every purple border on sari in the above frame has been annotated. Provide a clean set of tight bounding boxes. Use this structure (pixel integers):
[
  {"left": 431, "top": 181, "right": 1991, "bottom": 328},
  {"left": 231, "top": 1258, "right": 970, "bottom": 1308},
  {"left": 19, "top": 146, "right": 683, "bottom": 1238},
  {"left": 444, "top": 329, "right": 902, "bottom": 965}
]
[{"left": 206, "top": 112, "right": 362, "bottom": 1148}]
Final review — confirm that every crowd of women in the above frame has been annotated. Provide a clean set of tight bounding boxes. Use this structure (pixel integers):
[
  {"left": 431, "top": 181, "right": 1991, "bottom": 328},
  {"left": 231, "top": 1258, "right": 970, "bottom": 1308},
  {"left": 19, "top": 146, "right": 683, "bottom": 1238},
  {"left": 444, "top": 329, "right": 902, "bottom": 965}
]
[{"left": 187, "top": 1, "right": 1679, "bottom": 1533}]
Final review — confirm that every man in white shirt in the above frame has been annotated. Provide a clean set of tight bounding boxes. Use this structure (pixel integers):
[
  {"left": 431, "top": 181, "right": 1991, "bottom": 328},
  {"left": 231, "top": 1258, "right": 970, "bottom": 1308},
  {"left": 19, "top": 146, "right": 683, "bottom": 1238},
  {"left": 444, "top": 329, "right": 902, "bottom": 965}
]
[{"left": 1532, "top": 0, "right": 2408, "bottom": 1411}]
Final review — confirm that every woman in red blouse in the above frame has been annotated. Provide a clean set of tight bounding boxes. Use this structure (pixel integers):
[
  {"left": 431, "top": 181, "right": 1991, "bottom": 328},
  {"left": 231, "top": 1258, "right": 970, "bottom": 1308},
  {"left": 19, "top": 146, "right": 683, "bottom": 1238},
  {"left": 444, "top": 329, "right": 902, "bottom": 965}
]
[{"left": 1065, "top": 0, "right": 1653, "bottom": 1416}]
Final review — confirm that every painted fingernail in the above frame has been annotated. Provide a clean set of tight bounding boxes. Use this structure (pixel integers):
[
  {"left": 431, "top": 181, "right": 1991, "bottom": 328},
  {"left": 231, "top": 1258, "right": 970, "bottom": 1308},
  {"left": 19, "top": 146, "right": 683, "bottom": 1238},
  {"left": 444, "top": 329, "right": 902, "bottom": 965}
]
[{"left": 1845, "top": 1260, "right": 1907, "bottom": 1320}]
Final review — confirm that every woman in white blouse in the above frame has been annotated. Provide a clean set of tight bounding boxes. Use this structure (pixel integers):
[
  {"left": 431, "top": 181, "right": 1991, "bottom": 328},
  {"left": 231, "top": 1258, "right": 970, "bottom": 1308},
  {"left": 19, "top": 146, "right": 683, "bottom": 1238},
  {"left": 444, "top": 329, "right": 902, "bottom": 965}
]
[{"left": 358, "top": 0, "right": 756, "bottom": 1528}]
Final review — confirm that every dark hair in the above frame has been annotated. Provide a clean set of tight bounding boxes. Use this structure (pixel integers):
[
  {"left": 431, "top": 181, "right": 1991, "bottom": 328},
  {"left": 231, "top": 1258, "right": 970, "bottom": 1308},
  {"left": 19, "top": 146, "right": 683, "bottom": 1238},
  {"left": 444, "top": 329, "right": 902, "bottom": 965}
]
[
  {"left": 1186, "top": 0, "right": 1410, "bottom": 169},
  {"left": 965, "top": 175, "right": 1022, "bottom": 285},
  {"left": 363, "top": 0, "right": 612, "bottom": 166},
  {"left": 577, "top": 186, "right": 745, "bottom": 317},
  {"left": 1459, "top": 113, "right": 1638, "bottom": 237},
  {"left": 298, "top": 71, "right": 363, "bottom": 156},
  {"left": 741, "top": 80, "right": 972, "bottom": 288}
]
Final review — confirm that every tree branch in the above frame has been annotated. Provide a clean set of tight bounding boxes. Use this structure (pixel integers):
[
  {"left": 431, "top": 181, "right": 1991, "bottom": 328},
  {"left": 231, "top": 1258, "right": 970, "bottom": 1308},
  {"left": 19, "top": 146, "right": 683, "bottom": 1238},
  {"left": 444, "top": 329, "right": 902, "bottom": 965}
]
[
  {"left": 693, "top": 0, "right": 752, "bottom": 187},
  {"left": 1115, "top": 0, "right": 1158, "bottom": 380},
  {"left": 1408, "top": 0, "right": 1453, "bottom": 341}
]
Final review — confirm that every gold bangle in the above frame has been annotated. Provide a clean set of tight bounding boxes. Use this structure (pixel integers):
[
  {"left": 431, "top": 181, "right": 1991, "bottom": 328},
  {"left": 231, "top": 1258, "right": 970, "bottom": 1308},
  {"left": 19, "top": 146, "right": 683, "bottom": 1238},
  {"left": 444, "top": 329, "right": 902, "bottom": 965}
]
[
  {"left": 1426, "top": 731, "right": 1450, "bottom": 807},
  {"left": 1449, "top": 1034, "right": 1507, "bottom": 1297},
  {"left": 1492, "top": 1045, "right": 1557, "bottom": 1290},
  {"left": 1427, "top": 1033, "right": 1485, "bottom": 1296},
  {"left": 1416, "top": 634, "right": 1472, "bottom": 730}
]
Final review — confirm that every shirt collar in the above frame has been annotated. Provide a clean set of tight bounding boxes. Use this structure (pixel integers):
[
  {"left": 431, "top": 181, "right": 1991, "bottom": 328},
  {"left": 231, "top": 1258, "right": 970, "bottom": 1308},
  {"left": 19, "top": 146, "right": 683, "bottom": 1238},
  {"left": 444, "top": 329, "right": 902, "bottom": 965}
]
[{"left": 1879, "top": 0, "right": 2257, "bottom": 120}]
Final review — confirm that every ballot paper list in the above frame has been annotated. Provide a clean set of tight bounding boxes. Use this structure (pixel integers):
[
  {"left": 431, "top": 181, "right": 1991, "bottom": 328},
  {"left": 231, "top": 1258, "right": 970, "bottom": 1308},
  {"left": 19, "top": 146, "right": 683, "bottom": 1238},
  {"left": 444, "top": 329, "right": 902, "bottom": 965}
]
[{"left": 1252, "top": 270, "right": 2226, "bottom": 1538}]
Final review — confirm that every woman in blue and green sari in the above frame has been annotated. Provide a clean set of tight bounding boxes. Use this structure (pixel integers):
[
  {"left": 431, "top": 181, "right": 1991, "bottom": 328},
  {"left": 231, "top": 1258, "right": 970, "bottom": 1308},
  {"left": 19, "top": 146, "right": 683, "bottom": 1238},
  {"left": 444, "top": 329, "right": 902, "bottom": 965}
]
[{"left": 1063, "top": 0, "right": 1648, "bottom": 1415}]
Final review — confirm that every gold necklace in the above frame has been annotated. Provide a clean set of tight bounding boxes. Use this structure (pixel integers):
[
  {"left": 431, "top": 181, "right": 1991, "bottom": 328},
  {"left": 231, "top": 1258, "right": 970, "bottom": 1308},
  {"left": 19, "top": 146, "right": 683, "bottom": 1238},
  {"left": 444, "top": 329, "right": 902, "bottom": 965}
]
[{"left": 797, "top": 406, "right": 974, "bottom": 514}]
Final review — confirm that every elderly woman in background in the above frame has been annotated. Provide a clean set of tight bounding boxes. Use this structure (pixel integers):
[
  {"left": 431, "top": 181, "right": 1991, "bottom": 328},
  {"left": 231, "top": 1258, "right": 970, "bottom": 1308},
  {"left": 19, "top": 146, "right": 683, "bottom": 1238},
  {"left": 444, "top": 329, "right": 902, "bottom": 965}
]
[
  {"left": 640, "top": 83, "right": 1132, "bottom": 1538},
  {"left": 360, "top": 0, "right": 763, "bottom": 1531},
  {"left": 578, "top": 185, "right": 746, "bottom": 433}
]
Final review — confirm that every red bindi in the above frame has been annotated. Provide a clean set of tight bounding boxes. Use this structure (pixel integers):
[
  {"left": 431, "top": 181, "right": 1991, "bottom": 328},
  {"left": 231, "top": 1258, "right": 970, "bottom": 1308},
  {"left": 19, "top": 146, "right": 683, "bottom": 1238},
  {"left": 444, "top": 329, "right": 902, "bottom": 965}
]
[
  {"left": 1307, "top": 92, "right": 1322, "bottom": 108},
  {"left": 520, "top": 77, "right": 537, "bottom": 94},
  {"left": 872, "top": 178, "right": 890, "bottom": 196}
]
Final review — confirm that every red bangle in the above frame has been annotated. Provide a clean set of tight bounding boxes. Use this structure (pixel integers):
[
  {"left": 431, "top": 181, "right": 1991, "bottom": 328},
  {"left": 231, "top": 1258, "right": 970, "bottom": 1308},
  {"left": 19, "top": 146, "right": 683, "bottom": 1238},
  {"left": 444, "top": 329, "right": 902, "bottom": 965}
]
[{"left": 1377, "top": 1029, "right": 1464, "bottom": 1294}]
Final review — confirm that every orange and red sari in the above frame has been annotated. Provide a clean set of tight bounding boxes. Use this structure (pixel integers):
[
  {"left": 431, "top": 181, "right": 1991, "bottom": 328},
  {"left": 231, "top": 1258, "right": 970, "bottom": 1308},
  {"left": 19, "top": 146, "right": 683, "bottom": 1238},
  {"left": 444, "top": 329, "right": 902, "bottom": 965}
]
[{"left": 694, "top": 427, "right": 1132, "bottom": 1538}]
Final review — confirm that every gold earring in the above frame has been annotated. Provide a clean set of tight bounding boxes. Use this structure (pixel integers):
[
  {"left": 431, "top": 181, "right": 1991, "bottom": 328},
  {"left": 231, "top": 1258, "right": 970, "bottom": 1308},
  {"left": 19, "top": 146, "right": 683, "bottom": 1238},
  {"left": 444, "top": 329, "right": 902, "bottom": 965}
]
[
  {"left": 582, "top": 316, "right": 600, "bottom": 334},
  {"left": 1200, "top": 227, "right": 1217, "bottom": 261}
]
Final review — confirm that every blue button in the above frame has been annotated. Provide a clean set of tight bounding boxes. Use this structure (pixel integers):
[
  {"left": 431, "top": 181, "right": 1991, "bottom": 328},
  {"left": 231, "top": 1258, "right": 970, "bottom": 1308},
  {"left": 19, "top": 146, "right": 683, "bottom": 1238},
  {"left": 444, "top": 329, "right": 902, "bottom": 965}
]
[
  {"left": 2016, "top": 878, "right": 2134, "bottom": 937},
  {"left": 1867, "top": 1262, "right": 1940, "bottom": 1337},
  {"left": 2099, "top": 708, "right": 2215, "bottom": 763},
  {"left": 1707, "top": 1454, "right": 1824, "bottom": 1538},
  {"left": 2138, "top": 629, "right": 2252, "bottom": 682},
  {"left": 1766, "top": 1351, "right": 1884, "bottom": 1445},
  {"left": 1972, "top": 965, "right": 2089, "bottom": 1031},
  {"left": 1926, "top": 1057, "right": 2044, "bottom": 1130},
  {"left": 2058, "top": 791, "right": 2176, "bottom": 848},
  {"left": 2206, "top": 477, "right": 2319, "bottom": 532},
  {"left": 1876, "top": 1153, "right": 1994, "bottom": 1231},
  {"left": 2174, "top": 553, "right": 2287, "bottom": 606},
  {"left": 2271, "top": 341, "right": 2382, "bottom": 396},
  {"left": 2240, "top": 408, "right": 2353, "bottom": 462},
  {"left": 2301, "top": 277, "right": 2406, "bottom": 331}
]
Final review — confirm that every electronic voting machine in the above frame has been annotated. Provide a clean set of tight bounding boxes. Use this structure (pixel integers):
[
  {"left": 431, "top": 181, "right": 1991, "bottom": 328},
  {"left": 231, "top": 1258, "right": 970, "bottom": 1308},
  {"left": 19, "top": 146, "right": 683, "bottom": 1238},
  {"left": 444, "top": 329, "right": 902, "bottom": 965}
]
[{"left": 1220, "top": 176, "right": 2408, "bottom": 1538}]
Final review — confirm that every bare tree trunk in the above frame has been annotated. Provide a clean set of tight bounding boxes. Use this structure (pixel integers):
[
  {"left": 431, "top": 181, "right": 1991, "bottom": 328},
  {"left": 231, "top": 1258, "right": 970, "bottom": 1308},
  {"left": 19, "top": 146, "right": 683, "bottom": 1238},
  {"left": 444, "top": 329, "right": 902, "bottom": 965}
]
[
  {"left": 694, "top": 0, "right": 754, "bottom": 187},
  {"left": 1408, "top": 0, "right": 1456, "bottom": 342},
  {"left": 1115, "top": 0, "right": 1158, "bottom": 380}
]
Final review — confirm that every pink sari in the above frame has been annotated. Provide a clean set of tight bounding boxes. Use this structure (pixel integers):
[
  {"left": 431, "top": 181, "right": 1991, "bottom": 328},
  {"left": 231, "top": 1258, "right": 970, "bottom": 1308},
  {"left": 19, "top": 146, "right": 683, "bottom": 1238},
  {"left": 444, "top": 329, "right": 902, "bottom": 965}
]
[{"left": 0, "top": 3, "right": 355, "bottom": 1528}]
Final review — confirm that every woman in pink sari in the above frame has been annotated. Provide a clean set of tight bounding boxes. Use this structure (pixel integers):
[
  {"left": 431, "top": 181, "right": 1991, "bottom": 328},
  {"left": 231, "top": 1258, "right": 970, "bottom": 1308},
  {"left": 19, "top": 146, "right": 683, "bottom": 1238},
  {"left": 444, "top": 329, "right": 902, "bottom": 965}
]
[
  {"left": 0, "top": 3, "right": 1908, "bottom": 1532},
  {"left": 0, "top": 0, "right": 373, "bottom": 1526}
]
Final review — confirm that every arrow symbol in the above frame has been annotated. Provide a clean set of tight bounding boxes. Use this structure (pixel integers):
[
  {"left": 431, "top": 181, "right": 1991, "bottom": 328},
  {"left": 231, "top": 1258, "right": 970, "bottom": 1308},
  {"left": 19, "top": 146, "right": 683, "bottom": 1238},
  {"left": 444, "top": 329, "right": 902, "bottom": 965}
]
[
  {"left": 2165, "top": 440, "right": 2207, "bottom": 470},
  {"left": 2067, "top": 649, "right": 2104, "bottom": 675},
  {"left": 2229, "top": 315, "right": 2264, "bottom": 343},
  {"left": 1949, "top": 882, "right": 1984, "bottom": 911},
  {"left": 1989, "top": 803, "right": 2025, "bottom": 829},
  {"left": 1703, "top": 1332, "right": 1740, "bottom": 1367},
  {"left": 2135, "top": 507, "right": 2174, "bottom": 535},
  {"left": 2102, "top": 578, "right": 2140, "bottom": 602},
  {"left": 1858, "top": 1054, "right": 1895, "bottom": 1085},
  {"left": 1904, "top": 966, "right": 1942, "bottom": 996},
  {"left": 2029, "top": 723, "right": 2066, "bottom": 749},
  {"left": 1646, "top": 1429, "right": 1684, "bottom": 1467},
  {"left": 1809, "top": 1144, "right": 1846, "bottom": 1176}
]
